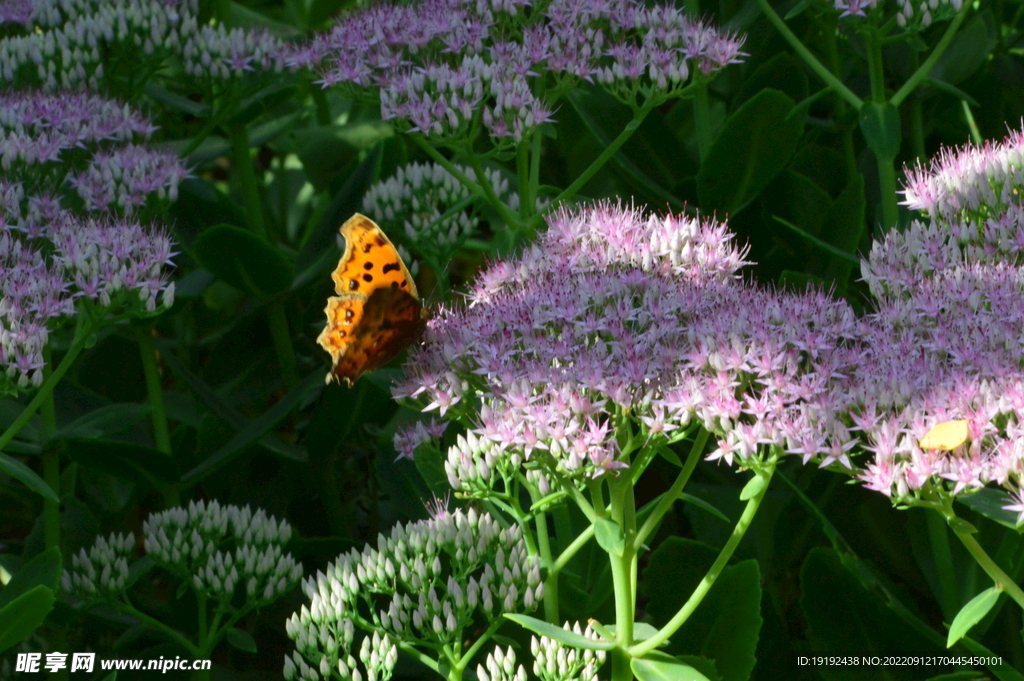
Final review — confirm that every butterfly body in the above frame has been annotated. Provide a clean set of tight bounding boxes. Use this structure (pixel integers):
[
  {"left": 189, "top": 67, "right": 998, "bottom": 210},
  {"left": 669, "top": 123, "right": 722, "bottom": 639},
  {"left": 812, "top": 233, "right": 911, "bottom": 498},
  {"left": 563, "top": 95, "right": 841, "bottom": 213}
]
[{"left": 317, "top": 214, "right": 428, "bottom": 386}]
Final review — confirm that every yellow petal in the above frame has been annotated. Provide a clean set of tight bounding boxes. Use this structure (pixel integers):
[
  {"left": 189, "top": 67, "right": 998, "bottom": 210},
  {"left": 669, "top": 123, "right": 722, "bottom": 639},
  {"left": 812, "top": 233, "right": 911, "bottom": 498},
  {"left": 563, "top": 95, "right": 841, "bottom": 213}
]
[{"left": 919, "top": 419, "right": 970, "bottom": 451}]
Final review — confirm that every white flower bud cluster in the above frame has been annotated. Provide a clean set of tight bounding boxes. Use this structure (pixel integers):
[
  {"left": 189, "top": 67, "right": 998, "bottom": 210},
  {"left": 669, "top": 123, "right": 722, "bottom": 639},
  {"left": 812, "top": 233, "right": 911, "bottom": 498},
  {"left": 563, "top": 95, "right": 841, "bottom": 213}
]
[
  {"left": 445, "top": 430, "right": 506, "bottom": 493},
  {"left": 0, "top": 0, "right": 285, "bottom": 90},
  {"left": 531, "top": 622, "right": 606, "bottom": 681},
  {"left": 282, "top": 631, "right": 398, "bottom": 681},
  {"left": 285, "top": 509, "right": 541, "bottom": 681},
  {"left": 61, "top": 532, "right": 134, "bottom": 601},
  {"left": 477, "top": 646, "right": 528, "bottom": 681},
  {"left": 893, "top": 0, "right": 962, "bottom": 28},
  {"left": 143, "top": 500, "right": 301, "bottom": 605},
  {"left": 361, "top": 161, "right": 519, "bottom": 266}
]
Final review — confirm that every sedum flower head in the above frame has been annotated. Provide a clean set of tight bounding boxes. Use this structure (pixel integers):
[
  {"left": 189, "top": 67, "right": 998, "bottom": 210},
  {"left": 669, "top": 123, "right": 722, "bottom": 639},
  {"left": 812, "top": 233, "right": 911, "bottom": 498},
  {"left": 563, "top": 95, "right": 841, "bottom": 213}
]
[
  {"left": 61, "top": 532, "right": 134, "bottom": 602},
  {"left": 901, "top": 126, "right": 1024, "bottom": 223},
  {"left": 0, "top": 91, "right": 179, "bottom": 393},
  {"left": 0, "top": 91, "right": 187, "bottom": 215},
  {"left": 143, "top": 500, "right": 302, "bottom": 605},
  {"left": 853, "top": 228, "right": 1024, "bottom": 503},
  {"left": 286, "top": 508, "right": 541, "bottom": 681},
  {"left": 851, "top": 123, "right": 1024, "bottom": 511},
  {"left": 0, "top": 0, "right": 286, "bottom": 90},
  {"left": 396, "top": 203, "right": 863, "bottom": 489},
  {"left": 291, "top": 0, "right": 743, "bottom": 145},
  {"left": 532, "top": 622, "right": 606, "bottom": 681}
]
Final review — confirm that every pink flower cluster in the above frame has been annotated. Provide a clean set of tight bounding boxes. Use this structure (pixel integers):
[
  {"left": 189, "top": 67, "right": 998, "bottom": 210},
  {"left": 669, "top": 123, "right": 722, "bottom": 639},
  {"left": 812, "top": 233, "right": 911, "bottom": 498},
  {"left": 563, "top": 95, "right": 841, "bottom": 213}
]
[
  {"left": 291, "top": 0, "right": 744, "bottom": 144},
  {"left": 395, "top": 122, "right": 1024, "bottom": 521},
  {"left": 396, "top": 203, "right": 863, "bottom": 489},
  {"left": 0, "top": 91, "right": 179, "bottom": 393},
  {"left": 852, "top": 128, "right": 1024, "bottom": 519},
  {"left": 0, "top": 91, "right": 187, "bottom": 214}
]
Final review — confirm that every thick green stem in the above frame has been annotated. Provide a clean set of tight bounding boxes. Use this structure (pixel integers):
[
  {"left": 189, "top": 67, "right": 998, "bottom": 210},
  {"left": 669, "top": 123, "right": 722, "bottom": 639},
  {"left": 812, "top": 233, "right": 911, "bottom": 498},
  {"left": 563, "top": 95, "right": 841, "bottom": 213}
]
[
  {"left": 535, "top": 508, "right": 559, "bottom": 623},
  {"left": 266, "top": 300, "right": 298, "bottom": 390},
  {"left": 228, "top": 124, "right": 266, "bottom": 238},
  {"left": 684, "top": 0, "right": 708, "bottom": 154},
  {"left": 634, "top": 429, "right": 709, "bottom": 550},
  {"left": 608, "top": 476, "right": 636, "bottom": 681},
  {"left": 945, "top": 507, "right": 1024, "bottom": 610},
  {"left": 753, "top": 0, "right": 862, "bottom": 109},
  {"left": 865, "top": 27, "right": 886, "bottom": 102},
  {"left": 631, "top": 458, "right": 777, "bottom": 657},
  {"left": 517, "top": 138, "right": 532, "bottom": 221},
  {"left": 0, "top": 316, "right": 96, "bottom": 519},
  {"left": 40, "top": 345, "right": 59, "bottom": 551},
  {"left": 136, "top": 326, "right": 178, "bottom": 507},
  {"left": 692, "top": 84, "right": 712, "bottom": 161},
  {"left": 876, "top": 153, "right": 898, "bottom": 232}
]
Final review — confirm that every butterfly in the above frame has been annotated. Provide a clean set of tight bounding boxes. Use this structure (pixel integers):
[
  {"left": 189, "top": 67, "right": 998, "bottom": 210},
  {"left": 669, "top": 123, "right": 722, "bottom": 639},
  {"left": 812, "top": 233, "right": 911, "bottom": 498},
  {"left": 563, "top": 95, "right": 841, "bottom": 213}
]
[
  {"left": 918, "top": 419, "right": 970, "bottom": 451},
  {"left": 316, "top": 214, "right": 429, "bottom": 386}
]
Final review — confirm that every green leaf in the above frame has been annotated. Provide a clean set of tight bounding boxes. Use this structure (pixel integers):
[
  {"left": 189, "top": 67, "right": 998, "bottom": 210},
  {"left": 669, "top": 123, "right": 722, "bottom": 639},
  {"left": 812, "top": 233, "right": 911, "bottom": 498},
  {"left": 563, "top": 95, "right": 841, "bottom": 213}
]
[
  {"left": 696, "top": 89, "right": 804, "bottom": 215},
  {"left": 632, "top": 652, "right": 711, "bottom": 681},
  {"left": 55, "top": 403, "right": 151, "bottom": 440},
  {"left": 956, "top": 488, "right": 1021, "bottom": 530},
  {"left": 858, "top": 101, "right": 901, "bottom": 162},
  {"left": 643, "top": 539, "right": 761, "bottom": 681},
  {"left": 0, "top": 453, "right": 58, "bottom": 502},
  {"left": 0, "top": 586, "right": 54, "bottom": 653},
  {"left": 192, "top": 224, "right": 294, "bottom": 295},
  {"left": 504, "top": 614, "right": 615, "bottom": 650},
  {"left": 60, "top": 438, "right": 179, "bottom": 486},
  {"left": 0, "top": 547, "right": 61, "bottom": 610},
  {"left": 800, "top": 548, "right": 943, "bottom": 664},
  {"left": 594, "top": 517, "right": 626, "bottom": 557},
  {"left": 679, "top": 494, "right": 730, "bottom": 524},
  {"left": 0, "top": 398, "right": 40, "bottom": 442},
  {"left": 739, "top": 475, "right": 766, "bottom": 501},
  {"left": 181, "top": 369, "right": 321, "bottom": 484},
  {"left": 567, "top": 89, "right": 688, "bottom": 211},
  {"left": 655, "top": 443, "right": 681, "bottom": 466},
  {"left": 226, "top": 83, "right": 298, "bottom": 128},
  {"left": 947, "top": 587, "right": 1000, "bottom": 647},
  {"left": 157, "top": 342, "right": 307, "bottom": 464},
  {"left": 771, "top": 215, "right": 859, "bottom": 265},
  {"left": 957, "top": 635, "right": 1024, "bottom": 681},
  {"left": 822, "top": 175, "right": 866, "bottom": 294},
  {"left": 929, "top": 11, "right": 996, "bottom": 85},
  {"left": 144, "top": 82, "right": 210, "bottom": 117},
  {"left": 606, "top": 622, "right": 662, "bottom": 642},
  {"left": 226, "top": 627, "right": 258, "bottom": 654}
]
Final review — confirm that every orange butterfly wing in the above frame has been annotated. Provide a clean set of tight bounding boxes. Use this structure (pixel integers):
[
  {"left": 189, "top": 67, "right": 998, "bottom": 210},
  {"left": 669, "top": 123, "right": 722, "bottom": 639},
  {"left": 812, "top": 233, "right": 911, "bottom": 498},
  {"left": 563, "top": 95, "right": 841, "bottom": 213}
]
[{"left": 316, "top": 214, "right": 428, "bottom": 386}]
